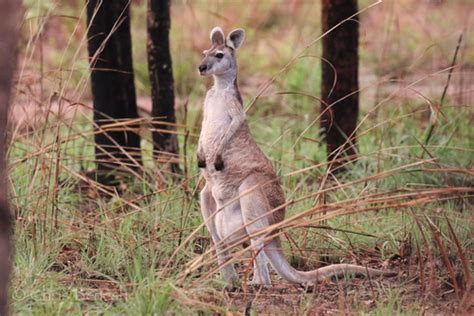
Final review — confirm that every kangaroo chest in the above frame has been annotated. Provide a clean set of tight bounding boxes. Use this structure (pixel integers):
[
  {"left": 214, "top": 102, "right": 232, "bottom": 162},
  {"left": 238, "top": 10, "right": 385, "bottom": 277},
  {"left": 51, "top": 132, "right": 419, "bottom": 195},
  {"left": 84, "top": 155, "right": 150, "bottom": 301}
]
[{"left": 199, "top": 88, "right": 237, "bottom": 152}]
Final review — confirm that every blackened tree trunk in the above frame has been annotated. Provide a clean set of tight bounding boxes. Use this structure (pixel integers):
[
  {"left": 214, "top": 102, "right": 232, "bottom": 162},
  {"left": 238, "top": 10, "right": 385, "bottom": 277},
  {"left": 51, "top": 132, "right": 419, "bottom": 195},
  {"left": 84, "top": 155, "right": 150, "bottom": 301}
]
[
  {"left": 320, "top": 0, "right": 359, "bottom": 171},
  {"left": 0, "top": 1, "right": 19, "bottom": 314},
  {"left": 147, "top": 0, "right": 180, "bottom": 173},
  {"left": 86, "top": 0, "right": 142, "bottom": 185}
]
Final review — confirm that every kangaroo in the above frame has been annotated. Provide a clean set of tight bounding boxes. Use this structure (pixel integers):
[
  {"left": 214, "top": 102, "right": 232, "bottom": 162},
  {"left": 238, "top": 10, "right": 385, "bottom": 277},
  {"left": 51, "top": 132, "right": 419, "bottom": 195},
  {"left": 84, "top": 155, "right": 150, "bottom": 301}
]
[{"left": 197, "top": 26, "right": 396, "bottom": 286}]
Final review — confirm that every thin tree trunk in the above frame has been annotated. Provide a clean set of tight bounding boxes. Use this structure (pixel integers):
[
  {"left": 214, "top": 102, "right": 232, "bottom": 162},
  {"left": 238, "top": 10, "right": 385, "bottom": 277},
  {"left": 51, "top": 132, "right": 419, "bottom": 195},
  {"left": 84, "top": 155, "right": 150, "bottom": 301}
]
[
  {"left": 86, "top": 0, "right": 142, "bottom": 185},
  {"left": 320, "top": 0, "right": 359, "bottom": 172},
  {"left": 147, "top": 0, "right": 180, "bottom": 174},
  {"left": 0, "top": 1, "right": 20, "bottom": 314}
]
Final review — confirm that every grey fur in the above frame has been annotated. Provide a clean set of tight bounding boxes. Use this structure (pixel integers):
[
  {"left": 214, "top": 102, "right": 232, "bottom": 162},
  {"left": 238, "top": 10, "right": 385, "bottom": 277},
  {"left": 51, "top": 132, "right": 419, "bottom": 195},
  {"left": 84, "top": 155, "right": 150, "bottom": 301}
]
[{"left": 197, "top": 27, "right": 396, "bottom": 287}]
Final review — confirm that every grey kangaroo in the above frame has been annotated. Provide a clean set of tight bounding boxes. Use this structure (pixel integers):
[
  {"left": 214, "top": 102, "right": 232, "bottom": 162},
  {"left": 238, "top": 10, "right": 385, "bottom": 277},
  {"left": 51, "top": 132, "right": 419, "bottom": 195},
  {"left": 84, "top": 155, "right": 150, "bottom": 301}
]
[{"left": 197, "top": 26, "right": 396, "bottom": 286}]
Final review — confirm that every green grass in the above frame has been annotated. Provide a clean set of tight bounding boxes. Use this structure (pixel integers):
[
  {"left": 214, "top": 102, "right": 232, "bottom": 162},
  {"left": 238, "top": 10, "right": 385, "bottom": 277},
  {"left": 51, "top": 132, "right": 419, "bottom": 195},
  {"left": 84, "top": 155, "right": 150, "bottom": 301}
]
[
  {"left": 9, "top": 0, "right": 474, "bottom": 314},
  {"left": 9, "top": 102, "right": 472, "bottom": 314}
]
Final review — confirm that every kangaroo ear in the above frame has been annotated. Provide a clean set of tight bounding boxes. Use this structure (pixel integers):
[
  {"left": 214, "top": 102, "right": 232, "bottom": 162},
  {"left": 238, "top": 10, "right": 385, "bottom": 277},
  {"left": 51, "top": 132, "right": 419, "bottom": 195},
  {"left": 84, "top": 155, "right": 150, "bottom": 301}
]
[
  {"left": 226, "top": 28, "right": 245, "bottom": 50},
  {"left": 210, "top": 26, "right": 225, "bottom": 45}
]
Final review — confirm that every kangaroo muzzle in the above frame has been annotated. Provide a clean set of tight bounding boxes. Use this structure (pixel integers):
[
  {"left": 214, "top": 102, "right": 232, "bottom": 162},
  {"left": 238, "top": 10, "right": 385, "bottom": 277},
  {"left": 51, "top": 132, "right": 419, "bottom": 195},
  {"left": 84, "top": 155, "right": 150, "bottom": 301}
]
[{"left": 198, "top": 63, "right": 210, "bottom": 75}]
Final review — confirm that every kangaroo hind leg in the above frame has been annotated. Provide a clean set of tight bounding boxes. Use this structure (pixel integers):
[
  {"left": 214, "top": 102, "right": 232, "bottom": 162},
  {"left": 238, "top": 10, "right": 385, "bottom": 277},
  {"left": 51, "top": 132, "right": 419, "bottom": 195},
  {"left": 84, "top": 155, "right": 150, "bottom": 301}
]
[
  {"left": 200, "top": 184, "right": 238, "bottom": 284},
  {"left": 239, "top": 176, "right": 274, "bottom": 285}
]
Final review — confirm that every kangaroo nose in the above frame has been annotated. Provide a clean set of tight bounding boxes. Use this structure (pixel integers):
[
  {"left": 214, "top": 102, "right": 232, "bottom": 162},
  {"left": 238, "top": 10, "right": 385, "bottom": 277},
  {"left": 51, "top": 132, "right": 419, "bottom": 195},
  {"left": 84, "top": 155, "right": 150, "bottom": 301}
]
[{"left": 198, "top": 64, "right": 207, "bottom": 73}]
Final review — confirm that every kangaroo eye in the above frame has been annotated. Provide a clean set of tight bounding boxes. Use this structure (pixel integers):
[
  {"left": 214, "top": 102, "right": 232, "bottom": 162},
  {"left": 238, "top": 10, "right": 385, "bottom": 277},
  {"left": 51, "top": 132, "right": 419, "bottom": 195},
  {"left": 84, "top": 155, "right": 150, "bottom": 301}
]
[{"left": 215, "top": 52, "right": 224, "bottom": 59}]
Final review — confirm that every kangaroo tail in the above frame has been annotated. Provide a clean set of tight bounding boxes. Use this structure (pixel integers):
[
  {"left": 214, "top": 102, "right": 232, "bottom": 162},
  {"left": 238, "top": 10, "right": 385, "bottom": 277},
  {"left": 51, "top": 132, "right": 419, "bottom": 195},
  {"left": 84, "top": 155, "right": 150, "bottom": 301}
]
[{"left": 263, "top": 238, "right": 397, "bottom": 284}]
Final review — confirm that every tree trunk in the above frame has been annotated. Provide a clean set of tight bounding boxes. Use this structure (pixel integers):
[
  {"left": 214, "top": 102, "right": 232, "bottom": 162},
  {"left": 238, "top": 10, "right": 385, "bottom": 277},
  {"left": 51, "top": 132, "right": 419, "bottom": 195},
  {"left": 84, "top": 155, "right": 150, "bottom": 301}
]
[
  {"left": 0, "top": 1, "right": 20, "bottom": 314},
  {"left": 147, "top": 0, "right": 180, "bottom": 174},
  {"left": 86, "top": 0, "right": 142, "bottom": 185},
  {"left": 320, "top": 0, "right": 359, "bottom": 172}
]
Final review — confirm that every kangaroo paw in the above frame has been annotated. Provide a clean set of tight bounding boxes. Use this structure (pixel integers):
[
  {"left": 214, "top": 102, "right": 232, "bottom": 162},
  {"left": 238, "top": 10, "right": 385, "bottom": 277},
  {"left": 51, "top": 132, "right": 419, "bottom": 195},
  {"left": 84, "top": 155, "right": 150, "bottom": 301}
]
[
  {"left": 214, "top": 155, "right": 224, "bottom": 171},
  {"left": 197, "top": 159, "right": 206, "bottom": 168}
]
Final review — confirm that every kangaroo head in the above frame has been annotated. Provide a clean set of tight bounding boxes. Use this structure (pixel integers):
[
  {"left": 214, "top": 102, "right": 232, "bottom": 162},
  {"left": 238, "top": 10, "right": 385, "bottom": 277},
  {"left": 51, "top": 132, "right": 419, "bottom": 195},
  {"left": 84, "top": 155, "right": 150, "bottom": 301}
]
[{"left": 198, "top": 27, "right": 245, "bottom": 77}]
